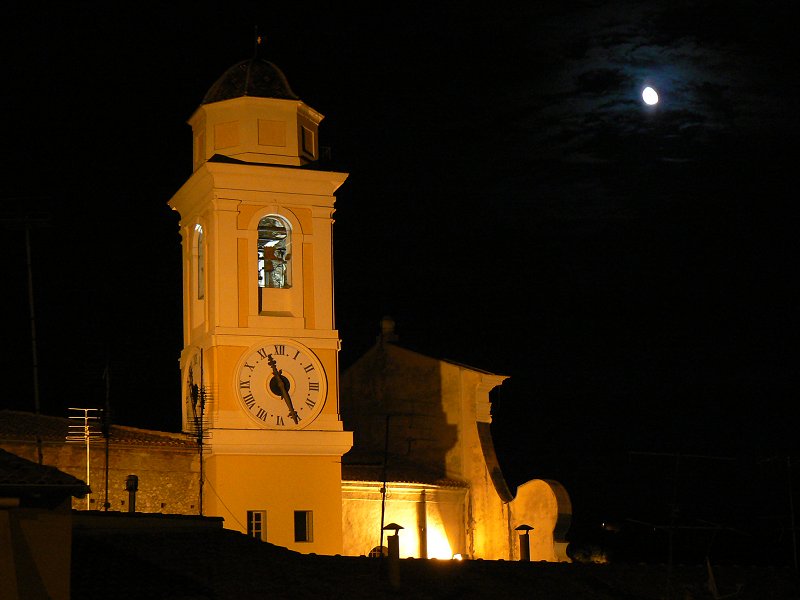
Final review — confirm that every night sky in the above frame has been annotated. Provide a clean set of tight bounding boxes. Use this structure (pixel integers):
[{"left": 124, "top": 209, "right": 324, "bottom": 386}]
[{"left": 2, "top": 3, "right": 798, "bottom": 561}]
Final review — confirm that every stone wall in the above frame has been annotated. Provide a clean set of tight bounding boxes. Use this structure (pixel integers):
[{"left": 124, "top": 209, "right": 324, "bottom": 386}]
[{"left": 0, "top": 440, "right": 201, "bottom": 516}]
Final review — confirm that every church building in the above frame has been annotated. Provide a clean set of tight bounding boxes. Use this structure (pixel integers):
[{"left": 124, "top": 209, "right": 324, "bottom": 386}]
[
  {"left": 340, "top": 318, "right": 571, "bottom": 560},
  {"left": 1, "top": 54, "right": 570, "bottom": 561}
]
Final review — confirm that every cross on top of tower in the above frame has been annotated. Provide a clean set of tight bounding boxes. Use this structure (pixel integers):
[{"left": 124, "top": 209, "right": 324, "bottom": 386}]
[{"left": 253, "top": 25, "right": 264, "bottom": 59}]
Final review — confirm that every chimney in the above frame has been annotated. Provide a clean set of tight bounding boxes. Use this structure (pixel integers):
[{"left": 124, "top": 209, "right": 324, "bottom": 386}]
[
  {"left": 125, "top": 475, "right": 139, "bottom": 513},
  {"left": 378, "top": 316, "right": 399, "bottom": 344}
]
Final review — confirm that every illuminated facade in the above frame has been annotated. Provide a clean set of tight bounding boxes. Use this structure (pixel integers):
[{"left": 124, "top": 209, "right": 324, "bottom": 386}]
[
  {"left": 168, "top": 56, "right": 571, "bottom": 560},
  {"left": 168, "top": 57, "right": 352, "bottom": 554},
  {"left": 340, "top": 327, "right": 571, "bottom": 560},
  {"left": 1, "top": 55, "right": 571, "bottom": 562}
]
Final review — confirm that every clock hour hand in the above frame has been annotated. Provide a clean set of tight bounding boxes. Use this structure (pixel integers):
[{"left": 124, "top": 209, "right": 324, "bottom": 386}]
[{"left": 267, "top": 354, "right": 299, "bottom": 424}]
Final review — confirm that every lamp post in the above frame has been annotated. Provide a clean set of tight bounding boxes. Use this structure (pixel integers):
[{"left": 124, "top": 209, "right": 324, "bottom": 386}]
[{"left": 515, "top": 524, "right": 534, "bottom": 561}]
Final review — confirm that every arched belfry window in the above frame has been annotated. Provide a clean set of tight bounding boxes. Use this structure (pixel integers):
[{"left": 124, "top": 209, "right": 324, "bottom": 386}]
[
  {"left": 257, "top": 215, "right": 291, "bottom": 289},
  {"left": 195, "top": 224, "right": 205, "bottom": 300}
]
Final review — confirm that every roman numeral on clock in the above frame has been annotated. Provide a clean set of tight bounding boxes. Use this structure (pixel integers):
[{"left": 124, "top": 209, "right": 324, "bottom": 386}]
[
  {"left": 274, "top": 344, "right": 286, "bottom": 355},
  {"left": 242, "top": 393, "right": 256, "bottom": 409},
  {"left": 308, "top": 382, "right": 319, "bottom": 391}
]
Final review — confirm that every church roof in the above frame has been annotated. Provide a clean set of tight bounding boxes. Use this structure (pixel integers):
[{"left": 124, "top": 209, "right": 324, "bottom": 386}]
[
  {"left": 342, "top": 448, "right": 470, "bottom": 488},
  {"left": 342, "top": 461, "right": 469, "bottom": 489},
  {"left": 370, "top": 317, "right": 508, "bottom": 378},
  {"left": 202, "top": 58, "right": 299, "bottom": 104},
  {"left": 0, "top": 410, "right": 195, "bottom": 448}
]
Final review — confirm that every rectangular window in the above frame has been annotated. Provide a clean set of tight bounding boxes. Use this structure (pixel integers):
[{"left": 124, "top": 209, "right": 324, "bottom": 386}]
[
  {"left": 247, "top": 510, "right": 266, "bottom": 541},
  {"left": 294, "top": 510, "right": 313, "bottom": 543}
]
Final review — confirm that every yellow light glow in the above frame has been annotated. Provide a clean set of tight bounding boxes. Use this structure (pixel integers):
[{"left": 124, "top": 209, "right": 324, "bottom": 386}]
[
  {"left": 452, "top": 553, "right": 465, "bottom": 561},
  {"left": 426, "top": 524, "right": 453, "bottom": 559}
]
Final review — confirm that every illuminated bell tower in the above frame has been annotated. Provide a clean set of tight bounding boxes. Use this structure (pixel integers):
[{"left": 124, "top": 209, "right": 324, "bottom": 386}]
[{"left": 168, "top": 57, "right": 352, "bottom": 554}]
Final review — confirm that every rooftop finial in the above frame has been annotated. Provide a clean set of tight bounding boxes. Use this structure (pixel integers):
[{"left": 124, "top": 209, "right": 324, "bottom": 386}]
[
  {"left": 253, "top": 25, "right": 263, "bottom": 59},
  {"left": 378, "top": 316, "right": 399, "bottom": 344}
]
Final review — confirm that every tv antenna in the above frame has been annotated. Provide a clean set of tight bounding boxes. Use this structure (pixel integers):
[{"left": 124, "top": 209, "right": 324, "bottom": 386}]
[
  {"left": 67, "top": 407, "right": 103, "bottom": 509},
  {"left": 187, "top": 348, "right": 210, "bottom": 515}
]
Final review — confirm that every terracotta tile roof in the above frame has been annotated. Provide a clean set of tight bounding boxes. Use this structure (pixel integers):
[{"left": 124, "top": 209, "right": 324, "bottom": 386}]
[
  {"left": 342, "top": 465, "right": 469, "bottom": 488},
  {"left": 0, "top": 410, "right": 195, "bottom": 448},
  {"left": 342, "top": 454, "right": 468, "bottom": 488}
]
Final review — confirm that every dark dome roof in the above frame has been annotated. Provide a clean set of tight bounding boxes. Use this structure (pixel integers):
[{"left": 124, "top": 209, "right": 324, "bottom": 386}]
[{"left": 202, "top": 58, "right": 299, "bottom": 105}]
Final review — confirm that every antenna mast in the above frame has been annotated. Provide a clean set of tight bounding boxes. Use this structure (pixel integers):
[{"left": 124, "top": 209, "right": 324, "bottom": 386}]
[
  {"left": 198, "top": 348, "right": 205, "bottom": 515},
  {"left": 67, "top": 408, "right": 102, "bottom": 509},
  {"left": 101, "top": 362, "right": 112, "bottom": 510},
  {"left": 189, "top": 348, "right": 208, "bottom": 516}
]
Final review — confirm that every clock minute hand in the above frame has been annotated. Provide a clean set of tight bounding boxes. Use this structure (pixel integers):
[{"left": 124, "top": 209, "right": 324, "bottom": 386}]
[{"left": 267, "top": 354, "right": 299, "bottom": 424}]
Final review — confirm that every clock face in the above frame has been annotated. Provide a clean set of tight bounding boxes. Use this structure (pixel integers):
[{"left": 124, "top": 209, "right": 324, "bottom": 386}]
[
  {"left": 236, "top": 340, "right": 326, "bottom": 430},
  {"left": 184, "top": 350, "right": 203, "bottom": 433}
]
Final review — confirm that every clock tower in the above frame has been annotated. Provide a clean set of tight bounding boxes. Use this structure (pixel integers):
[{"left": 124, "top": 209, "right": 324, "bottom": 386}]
[{"left": 168, "top": 57, "right": 352, "bottom": 554}]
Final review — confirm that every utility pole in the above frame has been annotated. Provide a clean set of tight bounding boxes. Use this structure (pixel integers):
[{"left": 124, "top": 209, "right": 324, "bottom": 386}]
[
  {"left": 379, "top": 414, "right": 390, "bottom": 554},
  {"left": 788, "top": 456, "right": 797, "bottom": 570},
  {"left": 1, "top": 209, "right": 51, "bottom": 464},
  {"left": 25, "top": 221, "right": 43, "bottom": 464},
  {"left": 378, "top": 412, "right": 421, "bottom": 555},
  {"left": 101, "top": 363, "right": 112, "bottom": 511}
]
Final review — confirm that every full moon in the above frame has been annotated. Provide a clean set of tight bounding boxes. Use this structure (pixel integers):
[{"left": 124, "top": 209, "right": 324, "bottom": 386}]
[{"left": 642, "top": 86, "right": 659, "bottom": 105}]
